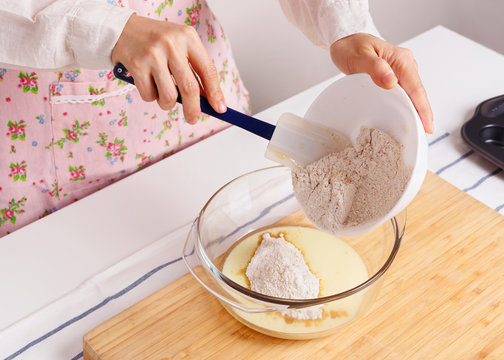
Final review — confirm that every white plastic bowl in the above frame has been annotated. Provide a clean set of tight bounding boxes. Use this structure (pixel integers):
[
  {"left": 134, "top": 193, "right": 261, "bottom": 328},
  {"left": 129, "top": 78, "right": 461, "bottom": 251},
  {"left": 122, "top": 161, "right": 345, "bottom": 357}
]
[{"left": 301, "top": 73, "right": 428, "bottom": 236}]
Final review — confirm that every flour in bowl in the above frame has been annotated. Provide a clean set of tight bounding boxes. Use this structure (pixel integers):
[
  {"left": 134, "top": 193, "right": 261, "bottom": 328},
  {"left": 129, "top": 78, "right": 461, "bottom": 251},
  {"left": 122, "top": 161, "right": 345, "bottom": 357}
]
[
  {"left": 292, "top": 127, "right": 411, "bottom": 234},
  {"left": 246, "top": 232, "right": 322, "bottom": 320}
]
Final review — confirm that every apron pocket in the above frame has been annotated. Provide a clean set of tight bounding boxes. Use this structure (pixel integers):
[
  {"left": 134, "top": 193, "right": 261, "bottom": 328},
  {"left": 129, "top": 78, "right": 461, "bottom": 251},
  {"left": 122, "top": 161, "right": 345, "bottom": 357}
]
[{"left": 48, "top": 80, "right": 136, "bottom": 197}]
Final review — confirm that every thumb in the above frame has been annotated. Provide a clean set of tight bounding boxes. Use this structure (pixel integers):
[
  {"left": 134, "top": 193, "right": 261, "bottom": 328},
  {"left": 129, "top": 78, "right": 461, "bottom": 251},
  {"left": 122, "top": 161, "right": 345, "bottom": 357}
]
[{"left": 350, "top": 53, "right": 398, "bottom": 90}]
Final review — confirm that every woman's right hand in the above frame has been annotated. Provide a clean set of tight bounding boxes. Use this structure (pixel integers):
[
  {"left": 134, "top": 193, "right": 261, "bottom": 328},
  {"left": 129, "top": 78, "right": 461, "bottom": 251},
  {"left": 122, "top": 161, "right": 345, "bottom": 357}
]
[{"left": 111, "top": 14, "right": 226, "bottom": 124}]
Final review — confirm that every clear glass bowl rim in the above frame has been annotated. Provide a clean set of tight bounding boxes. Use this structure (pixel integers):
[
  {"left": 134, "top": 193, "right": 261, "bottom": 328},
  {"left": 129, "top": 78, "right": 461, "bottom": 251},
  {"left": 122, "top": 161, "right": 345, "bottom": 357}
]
[{"left": 196, "top": 165, "right": 404, "bottom": 308}]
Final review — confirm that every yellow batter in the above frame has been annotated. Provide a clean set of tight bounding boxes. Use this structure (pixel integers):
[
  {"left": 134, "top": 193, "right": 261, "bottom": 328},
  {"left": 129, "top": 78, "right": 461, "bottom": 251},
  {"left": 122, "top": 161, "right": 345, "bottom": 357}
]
[{"left": 221, "top": 225, "right": 369, "bottom": 336}]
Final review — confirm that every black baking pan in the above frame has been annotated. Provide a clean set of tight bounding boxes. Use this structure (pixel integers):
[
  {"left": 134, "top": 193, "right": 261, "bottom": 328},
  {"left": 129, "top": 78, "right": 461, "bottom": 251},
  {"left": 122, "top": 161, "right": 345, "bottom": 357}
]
[{"left": 461, "top": 94, "right": 504, "bottom": 169}]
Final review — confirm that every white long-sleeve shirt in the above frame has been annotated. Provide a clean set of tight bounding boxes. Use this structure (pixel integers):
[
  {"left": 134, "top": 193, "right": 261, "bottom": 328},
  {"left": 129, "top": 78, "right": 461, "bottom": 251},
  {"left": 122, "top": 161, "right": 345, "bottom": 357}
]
[
  {"left": 0, "top": 0, "right": 133, "bottom": 71},
  {"left": 279, "top": 0, "right": 380, "bottom": 49},
  {"left": 0, "top": 0, "right": 377, "bottom": 71}
]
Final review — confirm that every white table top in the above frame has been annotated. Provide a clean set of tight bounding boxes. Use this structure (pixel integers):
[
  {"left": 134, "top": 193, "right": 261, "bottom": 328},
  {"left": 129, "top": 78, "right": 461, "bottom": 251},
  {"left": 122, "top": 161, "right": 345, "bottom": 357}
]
[{"left": 1, "top": 26, "right": 504, "bottom": 359}]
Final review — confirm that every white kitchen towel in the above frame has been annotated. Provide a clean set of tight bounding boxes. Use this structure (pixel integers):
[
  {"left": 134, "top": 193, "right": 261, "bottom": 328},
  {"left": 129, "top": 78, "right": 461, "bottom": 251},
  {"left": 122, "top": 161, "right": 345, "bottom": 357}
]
[
  {"left": 426, "top": 126, "right": 504, "bottom": 214},
  {"left": 0, "top": 223, "right": 192, "bottom": 360}
]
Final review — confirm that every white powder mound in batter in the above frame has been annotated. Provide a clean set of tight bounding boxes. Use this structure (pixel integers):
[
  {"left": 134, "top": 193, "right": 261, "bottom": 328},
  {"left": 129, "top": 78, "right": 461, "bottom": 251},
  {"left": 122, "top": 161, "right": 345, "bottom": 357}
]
[
  {"left": 292, "top": 127, "right": 411, "bottom": 234},
  {"left": 246, "top": 232, "right": 322, "bottom": 320}
]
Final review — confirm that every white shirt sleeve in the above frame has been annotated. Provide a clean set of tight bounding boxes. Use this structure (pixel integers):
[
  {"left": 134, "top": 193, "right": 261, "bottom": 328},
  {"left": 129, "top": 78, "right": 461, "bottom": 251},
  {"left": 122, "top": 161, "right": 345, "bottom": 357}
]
[
  {"left": 0, "top": 0, "right": 134, "bottom": 71},
  {"left": 278, "top": 0, "right": 380, "bottom": 49}
]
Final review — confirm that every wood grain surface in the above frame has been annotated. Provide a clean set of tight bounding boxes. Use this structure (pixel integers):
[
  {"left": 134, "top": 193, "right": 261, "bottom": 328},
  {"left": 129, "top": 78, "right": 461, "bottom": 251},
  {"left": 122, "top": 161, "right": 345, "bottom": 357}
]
[{"left": 83, "top": 172, "right": 504, "bottom": 360}]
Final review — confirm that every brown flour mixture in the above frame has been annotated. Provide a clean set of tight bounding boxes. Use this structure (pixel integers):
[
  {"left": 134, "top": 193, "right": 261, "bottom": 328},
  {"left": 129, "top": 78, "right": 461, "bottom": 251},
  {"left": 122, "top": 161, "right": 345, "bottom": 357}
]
[{"left": 292, "top": 127, "right": 411, "bottom": 234}]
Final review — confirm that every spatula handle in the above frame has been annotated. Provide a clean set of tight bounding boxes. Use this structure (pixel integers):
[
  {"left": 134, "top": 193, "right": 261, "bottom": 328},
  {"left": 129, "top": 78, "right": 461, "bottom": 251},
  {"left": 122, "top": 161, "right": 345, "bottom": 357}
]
[{"left": 113, "top": 63, "right": 275, "bottom": 140}]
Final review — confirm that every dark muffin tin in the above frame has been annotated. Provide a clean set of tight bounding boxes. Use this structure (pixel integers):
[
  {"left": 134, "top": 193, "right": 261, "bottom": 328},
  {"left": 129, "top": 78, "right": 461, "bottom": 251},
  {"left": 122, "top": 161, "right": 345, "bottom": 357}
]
[{"left": 461, "top": 94, "right": 504, "bottom": 169}]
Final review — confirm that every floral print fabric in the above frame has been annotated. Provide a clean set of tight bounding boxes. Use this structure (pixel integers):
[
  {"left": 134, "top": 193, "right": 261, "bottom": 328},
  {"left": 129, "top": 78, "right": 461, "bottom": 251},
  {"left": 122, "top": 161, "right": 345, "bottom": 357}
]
[{"left": 0, "top": 0, "right": 250, "bottom": 237}]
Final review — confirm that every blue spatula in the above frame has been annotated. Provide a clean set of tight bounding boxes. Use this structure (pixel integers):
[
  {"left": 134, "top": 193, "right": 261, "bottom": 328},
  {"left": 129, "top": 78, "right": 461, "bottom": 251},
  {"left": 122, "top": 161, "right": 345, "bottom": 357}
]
[{"left": 113, "top": 63, "right": 339, "bottom": 168}]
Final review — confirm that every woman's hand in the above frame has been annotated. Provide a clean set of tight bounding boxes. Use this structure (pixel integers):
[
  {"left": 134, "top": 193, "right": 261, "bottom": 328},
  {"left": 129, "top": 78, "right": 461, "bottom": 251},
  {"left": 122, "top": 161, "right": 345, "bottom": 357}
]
[
  {"left": 111, "top": 14, "right": 226, "bottom": 124},
  {"left": 330, "top": 33, "right": 434, "bottom": 134}
]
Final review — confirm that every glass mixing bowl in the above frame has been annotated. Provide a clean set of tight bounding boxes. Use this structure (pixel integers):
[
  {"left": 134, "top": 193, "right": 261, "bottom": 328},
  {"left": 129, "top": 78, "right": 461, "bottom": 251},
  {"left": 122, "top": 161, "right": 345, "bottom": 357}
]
[{"left": 183, "top": 166, "right": 405, "bottom": 340}]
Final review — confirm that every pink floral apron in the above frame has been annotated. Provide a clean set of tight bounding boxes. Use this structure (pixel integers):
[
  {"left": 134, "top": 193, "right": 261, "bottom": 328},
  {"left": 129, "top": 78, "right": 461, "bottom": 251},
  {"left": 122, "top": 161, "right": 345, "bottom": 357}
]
[{"left": 0, "top": 0, "right": 250, "bottom": 237}]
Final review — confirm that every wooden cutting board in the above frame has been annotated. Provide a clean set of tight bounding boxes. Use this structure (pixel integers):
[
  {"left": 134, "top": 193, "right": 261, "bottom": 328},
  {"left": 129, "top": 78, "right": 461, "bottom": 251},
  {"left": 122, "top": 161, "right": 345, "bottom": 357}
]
[{"left": 83, "top": 172, "right": 504, "bottom": 359}]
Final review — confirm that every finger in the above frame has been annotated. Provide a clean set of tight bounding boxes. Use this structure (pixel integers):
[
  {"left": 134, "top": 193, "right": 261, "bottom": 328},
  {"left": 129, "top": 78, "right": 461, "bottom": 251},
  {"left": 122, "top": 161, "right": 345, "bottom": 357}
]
[
  {"left": 188, "top": 41, "right": 226, "bottom": 113},
  {"left": 348, "top": 50, "right": 398, "bottom": 89},
  {"left": 189, "top": 65, "right": 207, "bottom": 97},
  {"left": 389, "top": 50, "right": 434, "bottom": 134},
  {"left": 124, "top": 58, "right": 158, "bottom": 102},
  {"left": 169, "top": 55, "right": 201, "bottom": 124},
  {"left": 152, "top": 61, "right": 178, "bottom": 110},
  {"left": 128, "top": 63, "right": 158, "bottom": 102}
]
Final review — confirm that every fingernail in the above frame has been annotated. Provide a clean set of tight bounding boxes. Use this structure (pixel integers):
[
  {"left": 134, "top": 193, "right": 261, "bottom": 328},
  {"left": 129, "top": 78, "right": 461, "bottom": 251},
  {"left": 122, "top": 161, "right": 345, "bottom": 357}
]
[
  {"left": 382, "top": 72, "right": 396, "bottom": 87},
  {"left": 217, "top": 101, "right": 227, "bottom": 113}
]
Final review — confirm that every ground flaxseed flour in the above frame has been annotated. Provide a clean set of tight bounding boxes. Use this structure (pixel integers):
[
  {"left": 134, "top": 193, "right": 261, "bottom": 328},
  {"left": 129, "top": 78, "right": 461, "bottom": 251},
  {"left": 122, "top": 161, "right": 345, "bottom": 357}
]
[
  {"left": 292, "top": 127, "right": 411, "bottom": 234},
  {"left": 246, "top": 232, "right": 322, "bottom": 320}
]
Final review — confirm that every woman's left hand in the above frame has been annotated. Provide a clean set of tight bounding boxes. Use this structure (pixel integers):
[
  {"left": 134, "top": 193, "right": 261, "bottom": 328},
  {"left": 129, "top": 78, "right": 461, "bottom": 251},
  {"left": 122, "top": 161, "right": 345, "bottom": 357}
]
[{"left": 330, "top": 33, "right": 434, "bottom": 134}]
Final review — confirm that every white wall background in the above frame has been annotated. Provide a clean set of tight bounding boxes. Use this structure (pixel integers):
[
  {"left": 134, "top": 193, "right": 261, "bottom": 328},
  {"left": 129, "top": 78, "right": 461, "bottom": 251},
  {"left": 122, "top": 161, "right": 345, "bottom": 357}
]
[{"left": 207, "top": 0, "right": 504, "bottom": 114}]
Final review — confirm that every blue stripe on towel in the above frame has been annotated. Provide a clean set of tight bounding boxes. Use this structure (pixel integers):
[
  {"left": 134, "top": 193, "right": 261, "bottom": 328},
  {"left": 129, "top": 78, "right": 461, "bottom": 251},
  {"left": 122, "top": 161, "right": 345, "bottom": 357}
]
[
  {"left": 435, "top": 150, "right": 474, "bottom": 176},
  {"left": 5, "top": 256, "right": 183, "bottom": 360},
  {"left": 71, "top": 352, "right": 83, "bottom": 360},
  {"left": 428, "top": 132, "right": 450, "bottom": 146},
  {"left": 496, "top": 204, "right": 504, "bottom": 212},
  {"left": 463, "top": 169, "right": 502, "bottom": 192}
]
